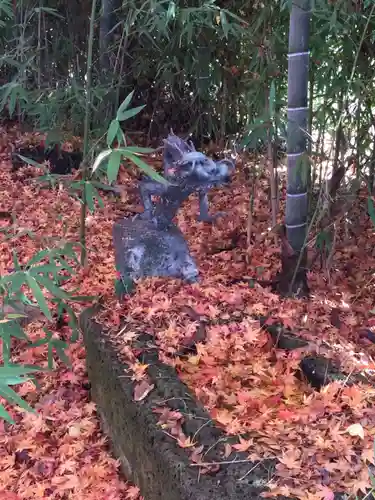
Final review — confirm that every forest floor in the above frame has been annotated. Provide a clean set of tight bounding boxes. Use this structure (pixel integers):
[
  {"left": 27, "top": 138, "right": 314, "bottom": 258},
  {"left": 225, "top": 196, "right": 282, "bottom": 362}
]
[{"left": 0, "top": 124, "right": 374, "bottom": 500}]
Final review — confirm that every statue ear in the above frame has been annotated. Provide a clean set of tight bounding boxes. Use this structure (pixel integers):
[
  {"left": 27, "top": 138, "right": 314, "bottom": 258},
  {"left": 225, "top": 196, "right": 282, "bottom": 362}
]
[{"left": 217, "top": 159, "right": 235, "bottom": 172}]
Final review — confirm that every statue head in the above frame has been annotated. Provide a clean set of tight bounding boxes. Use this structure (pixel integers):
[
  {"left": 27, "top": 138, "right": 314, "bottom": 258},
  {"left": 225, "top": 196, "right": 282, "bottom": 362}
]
[
  {"left": 162, "top": 130, "right": 196, "bottom": 174},
  {"left": 177, "top": 153, "right": 235, "bottom": 186}
]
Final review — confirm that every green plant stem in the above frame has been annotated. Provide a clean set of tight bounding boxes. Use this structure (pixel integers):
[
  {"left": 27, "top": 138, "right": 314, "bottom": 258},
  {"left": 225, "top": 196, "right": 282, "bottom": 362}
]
[{"left": 80, "top": 0, "right": 97, "bottom": 267}]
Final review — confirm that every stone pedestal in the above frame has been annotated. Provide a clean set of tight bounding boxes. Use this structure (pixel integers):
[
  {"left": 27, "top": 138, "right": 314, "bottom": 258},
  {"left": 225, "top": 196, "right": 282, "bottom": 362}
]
[{"left": 112, "top": 217, "right": 199, "bottom": 283}]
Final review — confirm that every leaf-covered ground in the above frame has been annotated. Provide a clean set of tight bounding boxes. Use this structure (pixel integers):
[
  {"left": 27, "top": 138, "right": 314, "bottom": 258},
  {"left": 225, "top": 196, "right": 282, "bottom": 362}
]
[{"left": 0, "top": 125, "right": 375, "bottom": 500}]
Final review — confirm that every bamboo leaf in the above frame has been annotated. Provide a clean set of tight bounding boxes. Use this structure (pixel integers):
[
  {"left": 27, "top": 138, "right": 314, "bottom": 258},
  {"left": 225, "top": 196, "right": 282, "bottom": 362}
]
[
  {"left": 90, "top": 185, "right": 104, "bottom": 209},
  {"left": 92, "top": 149, "right": 111, "bottom": 173},
  {"left": 116, "top": 105, "right": 146, "bottom": 122},
  {"left": 220, "top": 10, "right": 229, "bottom": 38},
  {"left": 1, "top": 271, "right": 26, "bottom": 292},
  {"left": 0, "top": 385, "right": 35, "bottom": 414},
  {"left": 107, "top": 149, "right": 122, "bottom": 184},
  {"left": 33, "top": 275, "right": 70, "bottom": 300},
  {"left": 84, "top": 182, "right": 96, "bottom": 213},
  {"left": 116, "top": 90, "right": 135, "bottom": 118},
  {"left": 125, "top": 146, "right": 154, "bottom": 154},
  {"left": 121, "top": 152, "right": 169, "bottom": 184},
  {"left": 0, "top": 365, "right": 43, "bottom": 378},
  {"left": 53, "top": 344, "right": 71, "bottom": 367},
  {"left": 27, "top": 249, "right": 50, "bottom": 267},
  {"left": 167, "top": 1, "right": 176, "bottom": 20},
  {"left": 107, "top": 119, "right": 120, "bottom": 148},
  {"left": 25, "top": 275, "right": 52, "bottom": 320},
  {"left": 13, "top": 154, "right": 48, "bottom": 170}
]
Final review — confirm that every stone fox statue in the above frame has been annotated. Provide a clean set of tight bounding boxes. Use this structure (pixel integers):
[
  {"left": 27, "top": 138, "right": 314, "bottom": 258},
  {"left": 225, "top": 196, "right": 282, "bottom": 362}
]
[{"left": 138, "top": 132, "right": 235, "bottom": 226}]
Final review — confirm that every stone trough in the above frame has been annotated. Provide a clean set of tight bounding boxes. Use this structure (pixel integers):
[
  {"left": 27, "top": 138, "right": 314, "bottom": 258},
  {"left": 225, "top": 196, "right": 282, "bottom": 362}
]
[
  {"left": 79, "top": 307, "right": 290, "bottom": 500},
  {"left": 79, "top": 306, "right": 356, "bottom": 500}
]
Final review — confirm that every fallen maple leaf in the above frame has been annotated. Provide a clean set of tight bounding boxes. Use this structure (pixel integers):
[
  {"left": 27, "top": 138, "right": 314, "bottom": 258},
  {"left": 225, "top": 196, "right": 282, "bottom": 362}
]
[
  {"left": 232, "top": 437, "right": 253, "bottom": 452},
  {"left": 316, "top": 485, "right": 335, "bottom": 500},
  {"left": 0, "top": 492, "right": 22, "bottom": 500},
  {"left": 133, "top": 380, "right": 155, "bottom": 402},
  {"left": 176, "top": 435, "right": 196, "bottom": 448},
  {"left": 190, "top": 444, "right": 204, "bottom": 463},
  {"left": 125, "top": 485, "right": 141, "bottom": 499},
  {"left": 278, "top": 449, "right": 301, "bottom": 470},
  {"left": 277, "top": 409, "right": 298, "bottom": 421}
]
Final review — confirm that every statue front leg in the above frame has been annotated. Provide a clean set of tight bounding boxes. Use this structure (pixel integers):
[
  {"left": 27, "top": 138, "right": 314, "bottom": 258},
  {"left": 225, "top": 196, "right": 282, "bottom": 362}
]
[
  {"left": 139, "top": 180, "right": 168, "bottom": 219},
  {"left": 197, "top": 192, "right": 227, "bottom": 222}
]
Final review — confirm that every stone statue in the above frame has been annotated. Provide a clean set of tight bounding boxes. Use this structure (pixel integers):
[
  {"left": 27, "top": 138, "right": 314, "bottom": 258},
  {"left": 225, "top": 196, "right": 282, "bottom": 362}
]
[
  {"left": 140, "top": 131, "right": 235, "bottom": 225},
  {"left": 112, "top": 132, "right": 235, "bottom": 295}
]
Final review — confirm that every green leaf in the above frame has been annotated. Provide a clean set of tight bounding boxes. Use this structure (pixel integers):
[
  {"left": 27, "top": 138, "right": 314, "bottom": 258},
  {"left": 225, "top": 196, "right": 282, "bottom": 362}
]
[
  {"left": 47, "top": 344, "right": 54, "bottom": 370},
  {"left": 107, "top": 119, "right": 120, "bottom": 148},
  {"left": 117, "top": 105, "right": 146, "bottom": 122},
  {"left": 368, "top": 197, "right": 375, "bottom": 227},
  {"left": 2, "top": 271, "right": 26, "bottom": 293},
  {"left": 25, "top": 275, "right": 52, "bottom": 320},
  {"left": 54, "top": 344, "right": 71, "bottom": 367},
  {"left": 85, "top": 182, "right": 96, "bottom": 214},
  {"left": 0, "top": 403, "right": 14, "bottom": 424},
  {"left": 92, "top": 149, "right": 112, "bottom": 174},
  {"left": 29, "top": 337, "right": 49, "bottom": 347},
  {"left": 52, "top": 256, "right": 74, "bottom": 275},
  {"left": 5, "top": 313, "right": 27, "bottom": 320},
  {"left": 116, "top": 90, "right": 135, "bottom": 119},
  {"left": 33, "top": 275, "right": 70, "bottom": 300},
  {"left": 90, "top": 185, "right": 104, "bottom": 209},
  {"left": 0, "top": 385, "right": 35, "bottom": 414},
  {"left": 9, "top": 89, "right": 16, "bottom": 118},
  {"left": 0, "top": 1, "right": 14, "bottom": 18},
  {"left": 0, "top": 365, "right": 43, "bottom": 378},
  {"left": 12, "top": 154, "right": 48, "bottom": 170},
  {"left": 107, "top": 149, "right": 122, "bottom": 184},
  {"left": 124, "top": 146, "right": 155, "bottom": 154},
  {"left": 27, "top": 249, "right": 50, "bottom": 267},
  {"left": 121, "top": 152, "right": 168, "bottom": 184},
  {"left": 91, "top": 181, "right": 118, "bottom": 191},
  {"left": 220, "top": 10, "right": 229, "bottom": 38},
  {"left": 0, "top": 321, "right": 29, "bottom": 341},
  {"left": 29, "top": 264, "right": 62, "bottom": 275},
  {"left": 15, "top": 294, "right": 35, "bottom": 307},
  {"left": 167, "top": 1, "right": 176, "bottom": 20}
]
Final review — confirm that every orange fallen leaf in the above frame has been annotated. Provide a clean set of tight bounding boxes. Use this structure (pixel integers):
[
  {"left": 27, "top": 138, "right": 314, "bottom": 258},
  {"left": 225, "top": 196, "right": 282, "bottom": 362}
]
[
  {"left": 133, "top": 380, "right": 155, "bottom": 402},
  {"left": 0, "top": 492, "right": 22, "bottom": 500},
  {"left": 233, "top": 437, "right": 253, "bottom": 452},
  {"left": 176, "top": 435, "right": 196, "bottom": 448}
]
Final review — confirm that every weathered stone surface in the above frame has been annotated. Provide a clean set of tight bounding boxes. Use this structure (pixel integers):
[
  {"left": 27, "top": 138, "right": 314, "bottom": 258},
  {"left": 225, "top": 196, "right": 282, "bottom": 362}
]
[
  {"left": 162, "top": 131, "right": 196, "bottom": 175},
  {"left": 80, "top": 307, "right": 292, "bottom": 500},
  {"left": 112, "top": 132, "right": 235, "bottom": 285},
  {"left": 112, "top": 217, "right": 199, "bottom": 283}
]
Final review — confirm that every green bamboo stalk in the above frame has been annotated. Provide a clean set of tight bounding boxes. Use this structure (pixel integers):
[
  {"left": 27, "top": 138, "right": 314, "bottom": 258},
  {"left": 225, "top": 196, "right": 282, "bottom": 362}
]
[{"left": 80, "top": 0, "right": 97, "bottom": 266}]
